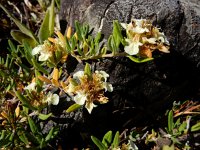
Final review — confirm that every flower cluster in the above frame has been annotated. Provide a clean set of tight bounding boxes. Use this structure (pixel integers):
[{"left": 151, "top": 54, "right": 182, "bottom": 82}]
[
  {"left": 64, "top": 70, "right": 113, "bottom": 113},
  {"left": 121, "top": 19, "right": 170, "bottom": 57},
  {"left": 32, "top": 31, "right": 68, "bottom": 64},
  {"left": 24, "top": 80, "right": 59, "bottom": 107}
]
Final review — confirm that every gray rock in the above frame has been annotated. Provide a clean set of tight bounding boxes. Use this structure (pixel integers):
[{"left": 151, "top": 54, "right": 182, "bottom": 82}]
[{"left": 59, "top": 0, "right": 200, "bottom": 148}]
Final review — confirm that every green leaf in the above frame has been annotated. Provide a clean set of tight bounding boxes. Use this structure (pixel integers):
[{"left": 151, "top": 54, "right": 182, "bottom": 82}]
[
  {"left": 162, "top": 144, "right": 175, "bottom": 150},
  {"left": 91, "top": 136, "right": 107, "bottom": 150},
  {"left": 38, "top": 0, "right": 55, "bottom": 43},
  {"left": 38, "top": 113, "right": 52, "bottom": 120},
  {"left": 0, "top": 130, "right": 6, "bottom": 140},
  {"left": 17, "top": 131, "right": 29, "bottom": 145},
  {"left": 65, "top": 38, "right": 72, "bottom": 52},
  {"left": 168, "top": 110, "right": 174, "bottom": 134},
  {"left": 11, "top": 30, "right": 37, "bottom": 47},
  {"left": 38, "top": 10, "right": 50, "bottom": 43},
  {"left": 84, "top": 63, "right": 92, "bottom": 78},
  {"left": 45, "top": 128, "right": 54, "bottom": 142},
  {"left": 39, "top": 138, "right": 46, "bottom": 149},
  {"left": 113, "top": 20, "right": 123, "bottom": 48},
  {"left": 0, "top": 4, "right": 38, "bottom": 43},
  {"left": 15, "top": 91, "right": 37, "bottom": 110},
  {"left": 49, "top": 0, "right": 55, "bottom": 36},
  {"left": 32, "top": 58, "right": 48, "bottom": 74},
  {"left": 8, "top": 40, "right": 17, "bottom": 53},
  {"left": 178, "top": 122, "right": 187, "bottom": 132},
  {"left": 45, "top": 127, "right": 59, "bottom": 142},
  {"left": 75, "top": 21, "right": 83, "bottom": 41},
  {"left": 102, "top": 131, "right": 112, "bottom": 148},
  {"left": 100, "top": 47, "right": 107, "bottom": 55},
  {"left": 23, "top": 40, "right": 34, "bottom": 64},
  {"left": 127, "top": 56, "right": 154, "bottom": 63},
  {"left": 112, "top": 131, "right": 119, "bottom": 148},
  {"left": 66, "top": 103, "right": 81, "bottom": 113},
  {"left": 191, "top": 122, "right": 200, "bottom": 132},
  {"left": 9, "top": 132, "right": 14, "bottom": 141},
  {"left": 28, "top": 116, "right": 38, "bottom": 134}
]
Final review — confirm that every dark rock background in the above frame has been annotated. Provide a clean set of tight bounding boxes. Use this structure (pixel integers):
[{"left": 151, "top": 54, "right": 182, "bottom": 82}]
[{"left": 59, "top": 0, "right": 200, "bottom": 148}]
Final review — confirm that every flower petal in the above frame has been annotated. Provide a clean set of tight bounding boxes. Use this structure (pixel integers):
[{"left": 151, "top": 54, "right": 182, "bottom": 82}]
[
  {"left": 24, "top": 82, "right": 36, "bottom": 91},
  {"left": 120, "top": 23, "right": 127, "bottom": 29},
  {"left": 74, "top": 92, "right": 87, "bottom": 105},
  {"left": 125, "top": 42, "right": 141, "bottom": 55},
  {"left": 103, "top": 83, "right": 113, "bottom": 92},
  {"left": 73, "top": 71, "right": 84, "bottom": 80},
  {"left": 51, "top": 94, "right": 59, "bottom": 105},
  {"left": 95, "top": 70, "right": 109, "bottom": 82},
  {"left": 85, "top": 102, "right": 97, "bottom": 114},
  {"left": 32, "top": 45, "right": 43, "bottom": 55},
  {"left": 38, "top": 52, "right": 51, "bottom": 61}
]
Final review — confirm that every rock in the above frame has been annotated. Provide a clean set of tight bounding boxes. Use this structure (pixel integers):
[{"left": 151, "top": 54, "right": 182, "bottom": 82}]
[{"left": 59, "top": 0, "right": 200, "bottom": 147}]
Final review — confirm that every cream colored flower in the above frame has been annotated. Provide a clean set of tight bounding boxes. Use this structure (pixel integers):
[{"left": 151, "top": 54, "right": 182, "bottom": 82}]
[
  {"left": 24, "top": 82, "right": 36, "bottom": 91},
  {"left": 73, "top": 71, "right": 84, "bottom": 80},
  {"left": 74, "top": 91, "right": 87, "bottom": 105},
  {"left": 95, "top": 70, "right": 109, "bottom": 82},
  {"left": 32, "top": 43, "right": 52, "bottom": 61},
  {"left": 121, "top": 19, "right": 149, "bottom": 34},
  {"left": 124, "top": 38, "right": 143, "bottom": 55},
  {"left": 85, "top": 101, "right": 97, "bottom": 114},
  {"left": 44, "top": 92, "right": 59, "bottom": 105}
]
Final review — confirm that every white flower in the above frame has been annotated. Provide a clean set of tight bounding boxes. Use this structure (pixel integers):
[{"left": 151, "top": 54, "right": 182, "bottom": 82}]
[
  {"left": 73, "top": 71, "right": 84, "bottom": 80},
  {"left": 85, "top": 101, "right": 97, "bottom": 114},
  {"left": 24, "top": 82, "right": 36, "bottom": 91},
  {"left": 121, "top": 19, "right": 149, "bottom": 34},
  {"left": 142, "top": 37, "right": 157, "bottom": 44},
  {"left": 74, "top": 91, "right": 87, "bottom": 105},
  {"left": 32, "top": 44, "right": 52, "bottom": 61},
  {"left": 103, "top": 83, "right": 113, "bottom": 92},
  {"left": 65, "top": 82, "right": 76, "bottom": 95},
  {"left": 124, "top": 39, "right": 142, "bottom": 55},
  {"left": 132, "top": 19, "right": 149, "bottom": 33},
  {"left": 45, "top": 92, "right": 59, "bottom": 105},
  {"left": 95, "top": 70, "right": 109, "bottom": 82}
]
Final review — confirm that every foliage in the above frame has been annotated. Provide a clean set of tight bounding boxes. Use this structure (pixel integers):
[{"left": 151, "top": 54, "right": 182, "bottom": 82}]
[{"left": 0, "top": 0, "right": 199, "bottom": 149}]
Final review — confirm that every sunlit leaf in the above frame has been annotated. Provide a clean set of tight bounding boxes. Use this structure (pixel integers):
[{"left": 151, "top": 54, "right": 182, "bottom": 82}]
[
  {"left": 102, "top": 131, "right": 112, "bottom": 148},
  {"left": 38, "top": 113, "right": 52, "bottom": 120},
  {"left": 191, "top": 122, "right": 200, "bottom": 132},
  {"left": 112, "top": 131, "right": 119, "bottom": 148},
  {"left": 11, "top": 30, "right": 37, "bottom": 47},
  {"left": 66, "top": 103, "right": 81, "bottom": 113},
  {"left": 91, "top": 136, "right": 107, "bottom": 150}
]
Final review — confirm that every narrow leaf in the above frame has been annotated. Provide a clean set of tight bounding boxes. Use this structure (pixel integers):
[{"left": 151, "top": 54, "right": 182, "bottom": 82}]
[
  {"left": 38, "top": 113, "right": 52, "bottom": 120},
  {"left": 127, "top": 56, "right": 154, "bottom": 63},
  {"left": 75, "top": 21, "right": 82, "bottom": 41},
  {"left": 91, "top": 136, "right": 107, "bottom": 150},
  {"left": 112, "top": 131, "right": 119, "bottom": 148},
  {"left": 191, "top": 122, "right": 200, "bottom": 132},
  {"left": 84, "top": 63, "right": 92, "bottom": 78},
  {"left": 38, "top": 10, "right": 50, "bottom": 43},
  {"left": 102, "top": 131, "right": 112, "bottom": 148},
  {"left": 45, "top": 127, "right": 54, "bottom": 141},
  {"left": 49, "top": 0, "right": 55, "bottom": 36},
  {"left": 168, "top": 110, "right": 174, "bottom": 134},
  {"left": 28, "top": 116, "right": 38, "bottom": 134},
  {"left": 17, "top": 131, "right": 29, "bottom": 145},
  {"left": 32, "top": 58, "right": 48, "bottom": 74},
  {"left": 15, "top": 91, "right": 36, "bottom": 110},
  {"left": 66, "top": 103, "right": 81, "bottom": 113}
]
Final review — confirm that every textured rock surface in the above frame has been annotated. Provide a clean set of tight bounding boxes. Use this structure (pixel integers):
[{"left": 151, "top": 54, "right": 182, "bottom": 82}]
[{"left": 59, "top": 0, "right": 200, "bottom": 148}]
